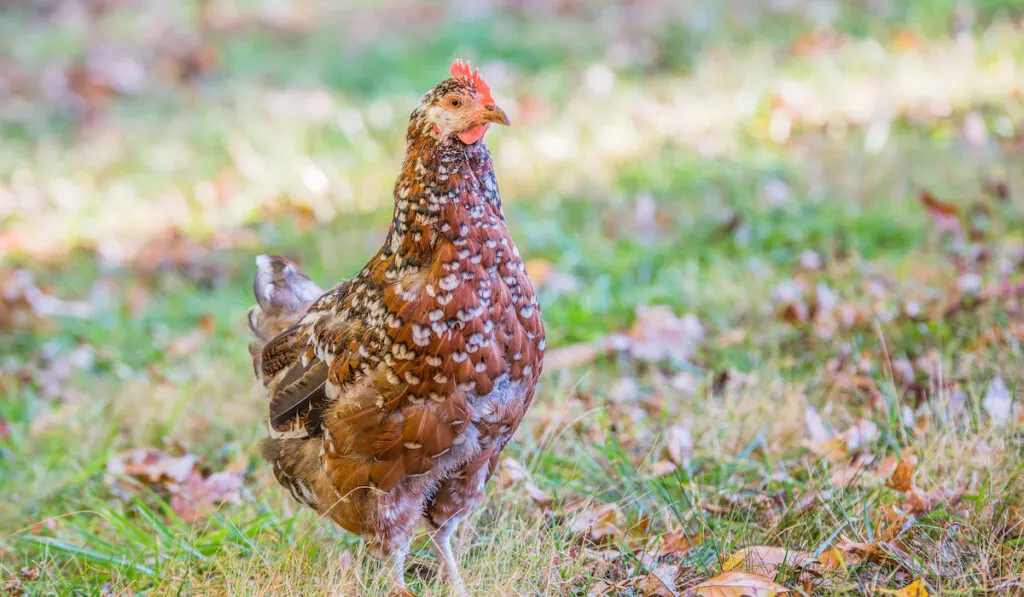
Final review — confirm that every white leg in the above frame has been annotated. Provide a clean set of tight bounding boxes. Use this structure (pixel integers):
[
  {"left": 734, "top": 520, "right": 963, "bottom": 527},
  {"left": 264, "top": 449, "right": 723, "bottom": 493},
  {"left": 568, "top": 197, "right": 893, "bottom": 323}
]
[
  {"left": 430, "top": 523, "right": 467, "bottom": 597},
  {"left": 386, "top": 544, "right": 410, "bottom": 594}
]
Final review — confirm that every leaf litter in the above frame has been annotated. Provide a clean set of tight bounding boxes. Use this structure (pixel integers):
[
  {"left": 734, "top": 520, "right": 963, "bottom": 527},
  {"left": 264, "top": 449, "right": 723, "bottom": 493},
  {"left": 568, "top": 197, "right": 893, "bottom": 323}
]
[{"left": 104, "top": 447, "right": 244, "bottom": 521}]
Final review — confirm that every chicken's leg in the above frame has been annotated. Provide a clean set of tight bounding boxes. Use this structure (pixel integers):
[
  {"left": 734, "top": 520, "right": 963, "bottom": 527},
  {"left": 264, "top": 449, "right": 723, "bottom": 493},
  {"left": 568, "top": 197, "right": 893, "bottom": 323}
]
[
  {"left": 385, "top": 544, "right": 415, "bottom": 597},
  {"left": 430, "top": 522, "right": 467, "bottom": 597}
]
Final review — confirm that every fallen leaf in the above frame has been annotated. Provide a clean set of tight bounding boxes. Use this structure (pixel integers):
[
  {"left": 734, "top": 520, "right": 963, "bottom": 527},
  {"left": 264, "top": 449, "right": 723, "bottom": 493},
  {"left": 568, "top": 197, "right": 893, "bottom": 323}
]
[
  {"left": 886, "top": 456, "right": 918, "bottom": 492},
  {"left": 879, "top": 579, "right": 929, "bottom": 597},
  {"left": 772, "top": 280, "right": 809, "bottom": 323},
  {"left": 702, "top": 503, "right": 732, "bottom": 515},
  {"left": 803, "top": 418, "right": 878, "bottom": 461},
  {"left": 803, "top": 406, "right": 831, "bottom": 444},
  {"left": 686, "top": 571, "right": 791, "bottom": 596},
  {"left": 652, "top": 460, "right": 681, "bottom": 477},
  {"left": 640, "top": 564, "right": 680, "bottom": 596},
  {"left": 523, "top": 482, "right": 554, "bottom": 509},
  {"left": 816, "top": 547, "right": 856, "bottom": 569},
  {"left": 568, "top": 503, "right": 623, "bottom": 544},
  {"left": 903, "top": 485, "right": 965, "bottom": 517},
  {"left": 982, "top": 377, "right": 1013, "bottom": 426},
  {"left": 629, "top": 305, "right": 704, "bottom": 363},
  {"left": 106, "top": 448, "right": 198, "bottom": 485},
  {"left": 497, "top": 458, "right": 553, "bottom": 509},
  {"left": 658, "top": 529, "right": 705, "bottom": 558},
  {"left": 169, "top": 468, "right": 243, "bottom": 522},
  {"left": 3, "top": 577, "right": 23, "bottom": 597},
  {"left": 105, "top": 447, "right": 243, "bottom": 521},
  {"left": 834, "top": 535, "right": 887, "bottom": 563},
  {"left": 722, "top": 546, "right": 828, "bottom": 577},
  {"left": 918, "top": 189, "right": 962, "bottom": 241},
  {"left": 665, "top": 424, "right": 694, "bottom": 467}
]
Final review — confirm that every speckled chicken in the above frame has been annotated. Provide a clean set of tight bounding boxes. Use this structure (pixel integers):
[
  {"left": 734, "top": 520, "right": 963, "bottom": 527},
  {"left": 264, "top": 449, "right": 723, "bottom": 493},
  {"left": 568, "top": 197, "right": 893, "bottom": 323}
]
[{"left": 248, "top": 60, "right": 545, "bottom": 595}]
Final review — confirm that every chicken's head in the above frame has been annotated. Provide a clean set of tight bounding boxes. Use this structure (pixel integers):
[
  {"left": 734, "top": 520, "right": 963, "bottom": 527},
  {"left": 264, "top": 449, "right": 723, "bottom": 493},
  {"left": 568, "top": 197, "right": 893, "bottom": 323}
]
[{"left": 420, "top": 59, "right": 510, "bottom": 145}]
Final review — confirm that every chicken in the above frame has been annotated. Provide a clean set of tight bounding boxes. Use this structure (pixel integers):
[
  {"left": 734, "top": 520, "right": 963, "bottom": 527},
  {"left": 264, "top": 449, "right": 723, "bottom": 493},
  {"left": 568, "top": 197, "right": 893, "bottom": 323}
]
[{"left": 249, "top": 60, "right": 545, "bottom": 595}]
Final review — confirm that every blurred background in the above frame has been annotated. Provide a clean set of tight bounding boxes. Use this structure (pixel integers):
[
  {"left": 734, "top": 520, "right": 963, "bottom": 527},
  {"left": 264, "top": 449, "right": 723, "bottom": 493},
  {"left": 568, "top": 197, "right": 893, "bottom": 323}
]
[{"left": 1, "top": 1, "right": 1023, "bottom": 595}]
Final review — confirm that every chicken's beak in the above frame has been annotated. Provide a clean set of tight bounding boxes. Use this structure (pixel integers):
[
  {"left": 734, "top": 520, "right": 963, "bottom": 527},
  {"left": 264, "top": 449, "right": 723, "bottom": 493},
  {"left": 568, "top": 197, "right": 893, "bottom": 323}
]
[{"left": 480, "top": 104, "right": 510, "bottom": 126}]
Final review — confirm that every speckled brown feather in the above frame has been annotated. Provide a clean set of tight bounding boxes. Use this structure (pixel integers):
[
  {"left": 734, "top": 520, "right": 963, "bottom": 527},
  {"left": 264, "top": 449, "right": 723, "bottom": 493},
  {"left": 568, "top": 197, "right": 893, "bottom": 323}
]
[{"left": 253, "top": 71, "right": 544, "bottom": 569}]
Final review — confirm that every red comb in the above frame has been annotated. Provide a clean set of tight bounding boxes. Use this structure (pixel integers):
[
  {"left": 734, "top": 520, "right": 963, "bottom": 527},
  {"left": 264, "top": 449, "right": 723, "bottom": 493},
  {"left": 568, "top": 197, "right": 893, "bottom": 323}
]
[{"left": 449, "top": 59, "right": 495, "bottom": 105}]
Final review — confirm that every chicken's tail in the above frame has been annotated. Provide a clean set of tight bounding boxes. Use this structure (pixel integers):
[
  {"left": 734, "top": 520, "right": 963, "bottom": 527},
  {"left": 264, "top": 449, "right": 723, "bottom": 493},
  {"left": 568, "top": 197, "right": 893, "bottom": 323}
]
[{"left": 248, "top": 254, "right": 324, "bottom": 374}]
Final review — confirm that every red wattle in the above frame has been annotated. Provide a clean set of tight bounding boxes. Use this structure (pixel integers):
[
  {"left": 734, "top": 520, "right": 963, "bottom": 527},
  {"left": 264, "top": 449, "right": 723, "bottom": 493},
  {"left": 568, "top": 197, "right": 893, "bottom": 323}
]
[{"left": 458, "top": 123, "right": 489, "bottom": 145}]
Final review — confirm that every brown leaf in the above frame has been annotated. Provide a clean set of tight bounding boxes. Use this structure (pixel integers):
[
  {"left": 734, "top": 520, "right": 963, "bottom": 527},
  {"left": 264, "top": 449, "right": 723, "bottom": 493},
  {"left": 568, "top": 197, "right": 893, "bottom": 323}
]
[
  {"left": 702, "top": 502, "right": 733, "bottom": 515},
  {"left": 816, "top": 547, "right": 857, "bottom": 569},
  {"left": 640, "top": 564, "right": 680, "bottom": 597},
  {"left": 658, "top": 530, "right": 705, "bottom": 558},
  {"left": 904, "top": 486, "right": 965, "bottom": 517},
  {"left": 886, "top": 456, "right": 917, "bottom": 492},
  {"left": 568, "top": 503, "right": 623, "bottom": 544},
  {"left": 652, "top": 460, "right": 681, "bottom": 477},
  {"left": 169, "top": 468, "right": 243, "bottom": 522},
  {"left": 105, "top": 447, "right": 243, "bottom": 522},
  {"left": 722, "top": 546, "right": 831, "bottom": 577},
  {"left": 3, "top": 577, "right": 23, "bottom": 597},
  {"left": 834, "top": 535, "right": 887, "bottom": 563},
  {"left": 918, "top": 190, "right": 962, "bottom": 240},
  {"left": 686, "top": 571, "right": 791, "bottom": 596}
]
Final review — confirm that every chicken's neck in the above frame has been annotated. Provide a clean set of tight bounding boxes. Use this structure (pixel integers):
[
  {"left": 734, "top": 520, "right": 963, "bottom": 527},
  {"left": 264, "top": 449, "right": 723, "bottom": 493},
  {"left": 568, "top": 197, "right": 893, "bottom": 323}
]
[{"left": 382, "top": 123, "right": 507, "bottom": 263}]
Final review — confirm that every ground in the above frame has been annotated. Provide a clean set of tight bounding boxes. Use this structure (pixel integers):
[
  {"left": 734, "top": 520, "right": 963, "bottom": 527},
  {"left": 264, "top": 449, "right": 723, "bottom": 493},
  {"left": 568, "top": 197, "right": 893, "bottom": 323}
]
[{"left": 1, "top": 1, "right": 1023, "bottom": 595}]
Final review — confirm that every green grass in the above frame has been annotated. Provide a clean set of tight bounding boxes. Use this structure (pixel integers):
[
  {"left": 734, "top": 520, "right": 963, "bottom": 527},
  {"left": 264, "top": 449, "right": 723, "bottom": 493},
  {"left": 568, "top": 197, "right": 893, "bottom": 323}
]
[{"left": 2, "top": 0, "right": 1024, "bottom": 595}]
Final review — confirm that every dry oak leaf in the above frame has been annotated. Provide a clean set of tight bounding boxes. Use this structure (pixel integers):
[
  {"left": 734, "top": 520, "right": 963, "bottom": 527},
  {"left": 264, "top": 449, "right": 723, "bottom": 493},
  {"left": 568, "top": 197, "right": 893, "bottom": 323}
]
[
  {"left": 722, "top": 546, "right": 836, "bottom": 577},
  {"left": 640, "top": 564, "right": 681, "bottom": 597},
  {"left": 904, "top": 486, "right": 965, "bottom": 517},
  {"left": 879, "top": 579, "right": 929, "bottom": 597},
  {"left": 886, "top": 456, "right": 918, "bottom": 492},
  {"left": 834, "top": 535, "right": 887, "bottom": 563},
  {"left": 685, "top": 571, "right": 791, "bottom": 597}
]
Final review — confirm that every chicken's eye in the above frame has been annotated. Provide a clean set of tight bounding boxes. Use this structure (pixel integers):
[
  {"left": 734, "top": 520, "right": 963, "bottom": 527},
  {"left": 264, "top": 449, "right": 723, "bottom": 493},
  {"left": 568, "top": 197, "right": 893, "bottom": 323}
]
[{"left": 449, "top": 98, "right": 462, "bottom": 108}]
